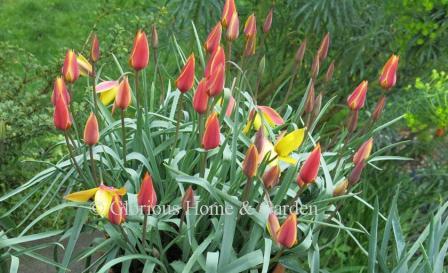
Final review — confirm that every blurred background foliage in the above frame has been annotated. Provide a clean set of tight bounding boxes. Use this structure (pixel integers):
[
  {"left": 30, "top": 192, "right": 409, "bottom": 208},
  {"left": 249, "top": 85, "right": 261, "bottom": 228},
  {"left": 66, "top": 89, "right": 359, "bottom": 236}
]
[{"left": 0, "top": 0, "right": 447, "bottom": 270}]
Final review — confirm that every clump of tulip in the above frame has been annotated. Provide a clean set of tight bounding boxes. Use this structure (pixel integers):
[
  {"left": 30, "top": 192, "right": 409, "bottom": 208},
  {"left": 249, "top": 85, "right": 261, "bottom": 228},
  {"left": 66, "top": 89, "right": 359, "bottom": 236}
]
[{"left": 44, "top": 1, "right": 402, "bottom": 271}]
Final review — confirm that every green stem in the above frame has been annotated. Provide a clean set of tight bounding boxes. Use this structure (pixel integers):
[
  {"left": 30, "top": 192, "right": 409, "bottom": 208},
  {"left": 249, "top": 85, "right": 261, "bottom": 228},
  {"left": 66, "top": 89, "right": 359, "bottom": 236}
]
[
  {"left": 121, "top": 110, "right": 126, "bottom": 165},
  {"left": 142, "top": 213, "right": 148, "bottom": 251},
  {"left": 118, "top": 225, "right": 137, "bottom": 253},
  {"left": 89, "top": 145, "right": 98, "bottom": 184},
  {"left": 64, "top": 132, "right": 84, "bottom": 180},
  {"left": 91, "top": 63, "right": 98, "bottom": 114},
  {"left": 241, "top": 177, "right": 254, "bottom": 203},
  {"left": 169, "top": 93, "right": 184, "bottom": 164}
]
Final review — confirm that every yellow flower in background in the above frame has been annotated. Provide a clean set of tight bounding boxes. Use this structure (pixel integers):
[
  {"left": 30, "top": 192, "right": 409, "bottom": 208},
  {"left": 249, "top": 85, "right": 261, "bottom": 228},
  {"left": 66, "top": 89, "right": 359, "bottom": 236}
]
[
  {"left": 243, "top": 106, "right": 284, "bottom": 134},
  {"left": 274, "top": 128, "right": 305, "bottom": 164},
  {"left": 96, "top": 80, "right": 119, "bottom": 105},
  {"left": 64, "top": 184, "right": 126, "bottom": 218}
]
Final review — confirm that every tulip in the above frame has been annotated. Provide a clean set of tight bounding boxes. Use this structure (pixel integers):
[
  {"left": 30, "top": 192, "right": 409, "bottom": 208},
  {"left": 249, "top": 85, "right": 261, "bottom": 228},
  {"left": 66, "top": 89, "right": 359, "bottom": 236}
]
[
  {"left": 77, "top": 54, "right": 93, "bottom": 77},
  {"left": 318, "top": 32, "right": 330, "bottom": 61},
  {"left": 243, "top": 106, "right": 284, "bottom": 133},
  {"left": 372, "top": 95, "right": 386, "bottom": 122},
  {"left": 244, "top": 14, "right": 257, "bottom": 38},
  {"left": 242, "top": 144, "right": 259, "bottom": 178},
  {"left": 348, "top": 161, "right": 366, "bottom": 185},
  {"left": 311, "top": 53, "right": 320, "bottom": 79},
  {"left": 226, "top": 12, "right": 240, "bottom": 41},
  {"left": 51, "top": 77, "right": 70, "bottom": 106},
  {"left": 193, "top": 79, "right": 209, "bottom": 114},
  {"left": 109, "top": 194, "right": 126, "bottom": 225},
  {"left": 325, "top": 61, "right": 335, "bottom": 82},
  {"left": 53, "top": 95, "right": 72, "bottom": 131},
  {"left": 151, "top": 25, "right": 159, "bottom": 49},
  {"left": 62, "top": 49, "right": 79, "bottom": 83},
  {"left": 205, "top": 23, "right": 222, "bottom": 54},
  {"left": 304, "top": 80, "right": 315, "bottom": 114},
  {"left": 205, "top": 46, "right": 226, "bottom": 78},
  {"left": 221, "top": 0, "right": 236, "bottom": 28},
  {"left": 295, "top": 39, "right": 307, "bottom": 65},
  {"left": 115, "top": 77, "right": 132, "bottom": 110},
  {"left": 176, "top": 54, "right": 195, "bottom": 93},
  {"left": 273, "top": 264, "right": 286, "bottom": 273},
  {"left": 353, "top": 138, "right": 373, "bottom": 165},
  {"left": 297, "top": 144, "right": 321, "bottom": 186},
  {"left": 333, "top": 179, "right": 348, "bottom": 197},
  {"left": 138, "top": 172, "right": 158, "bottom": 214},
  {"left": 202, "top": 112, "right": 220, "bottom": 150},
  {"left": 347, "top": 110, "right": 359, "bottom": 133},
  {"left": 91, "top": 34, "right": 100, "bottom": 62},
  {"left": 274, "top": 128, "right": 306, "bottom": 164},
  {"left": 220, "top": 95, "right": 235, "bottom": 117},
  {"left": 182, "top": 186, "right": 195, "bottom": 211},
  {"left": 244, "top": 35, "right": 257, "bottom": 57},
  {"left": 129, "top": 30, "right": 149, "bottom": 71},
  {"left": 347, "top": 80, "right": 368, "bottom": 111},
  {"left": 276, "top": 213, "right": 298, "bottom": 248},
  {"left": 83, "top": 112, "right": 99, "bottom": 146},
  {"left": 263, "top": 8, "right": 273, "bottom": 33},
  {"left": 96, "top": 80, "right": 119, "bottom": 106},
  {"left": 263, "top": 165, "right": 281, "bottom": 189},
  {"left": 267, "top": 212, "right": 280, "bottom": 243},
  {"left": 311, "top": 93, "right": 323, "bottom": 123},
  {"left": 379, "top": 54, "right": 399, "bottom": 90},
  {"left": 207, "top": 63, "right": 225, "bottom": 97},
  {"left": 64, "top": 184, "right": 127, "bottom": 218}
]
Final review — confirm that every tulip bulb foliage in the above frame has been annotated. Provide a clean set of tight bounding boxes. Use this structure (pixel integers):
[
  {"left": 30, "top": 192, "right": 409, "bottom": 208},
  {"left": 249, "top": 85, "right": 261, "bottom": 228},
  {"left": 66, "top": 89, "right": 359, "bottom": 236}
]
[{"left": 11, "top": 2, "right": 407, "bottom": 272}]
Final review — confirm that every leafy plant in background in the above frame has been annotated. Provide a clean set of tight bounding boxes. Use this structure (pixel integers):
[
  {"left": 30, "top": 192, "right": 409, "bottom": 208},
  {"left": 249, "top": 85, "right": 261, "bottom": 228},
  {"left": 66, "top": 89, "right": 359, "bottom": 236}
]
[{"left": 0, "top": 1, "right": 423, "bottom": 273}]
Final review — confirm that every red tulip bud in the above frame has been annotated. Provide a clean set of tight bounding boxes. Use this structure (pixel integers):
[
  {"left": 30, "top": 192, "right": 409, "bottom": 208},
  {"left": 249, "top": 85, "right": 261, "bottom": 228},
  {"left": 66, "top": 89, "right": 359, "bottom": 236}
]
[
  {"left": 91, "top": 34, "right": 100, "bottom": 62},
  {"left": 207, "top": 63, "right": 225, "bottom": 97},
  {"left": 115, "top": 76, "right": 132, "bottom": 110},
  {"left": 263, "top": 165, "right": 281, "bottom": 189},
  {"left": 244, "top": 14, "right": 257, "bottom": 38},
  {"left": 297, "top": 144, "right": 321, "bottom": 186},
  {"left": 138, "top": 172, "right": 158, "bottom": 214},
  {"left": 353, "top": 138, "right": 373, "bottom": 165},
  {"left": 435, "top": 128, "right": 445, "bottom": 137},
  {"left": 348, "top": 161, "right": 366, "bottom": 185},
  {"left": 193, "top": 79, "right": 209, "bottom": 114},
  {"left": 304, "top": 80, "right": 315, "bottom": 114},
  {"left": 379, "top": 54, "right": 399, "bottom": 90},
  {"left": 347, "top": 80, "right": 368, "bottom": 111},
  {"left": 263, "top": 8, "right": 273, "bottom": 33},
  {"left": 51, "top": 77, "right": 70, "bottom": 106},
  {"left": 226, "top": 12, "right": 240, "bottom": 41},
  {"left": 325, "top": 61, "right": 335, "bottom": 82},
  {"left": 205, "top": 23, "right": 222, "bottom": 54},
  {"left": 221, "top": 0, "right": 236, "bottom": 28},
  {"left": 273, "top": 264, "right": 286, "bottom": 273},
  {"left": 202, "top": 112, "right": 220, "bottom": 150},
  {"left": 347, "top": 110, "right": 359, "bottom": 133},
  {"left": 254, "top": 128, "right": 265, "bottom": 154},
  {"left": 53, "top": 95, "right": 72, "bottom": 131},
  {"left": 205, "top": 46, "right": 225, "bottom": 78},
  {"left": 181, "top": 186, "right": 195, "bottom": 211},
  {"left": 267, "top": 212, "right": 280, "bottom": 243},
  {"left": 242, "top": 144, "right": 259, "bottom": 178},
  {"left": 129, "top": 30, "right": 149, "bottom": 71},
  {"left": 295, "top": 39, "right": 307, "bottom": 65},
  {"left": 333, "top": 179, "right": 348, "bottom": 197},
  {"left": 277, "top": 213, "right": 298, "bottom": 248},
  {"left": 372, "top": 95, "right": 386, "bottom": 122},
  {"left": 83, "top": 112, "right": 99, "bottom": 146},
  {"left": 311, "top": 53, "right": 320, "bottom": 79},
  {"left": 108, "top": 194, "right": 126, "bottom": 225},
  {"left": 318, "top": 32, "right": 330, "bottom": 61},
  {"left": 176, "top": 54, "right": 195, "bottom": 93},
  {"left": 244, "top": 36, "right": 256, "bottom": 57},
  {"left": 62, "top": 49, "right": 79, "bottom": 83}
]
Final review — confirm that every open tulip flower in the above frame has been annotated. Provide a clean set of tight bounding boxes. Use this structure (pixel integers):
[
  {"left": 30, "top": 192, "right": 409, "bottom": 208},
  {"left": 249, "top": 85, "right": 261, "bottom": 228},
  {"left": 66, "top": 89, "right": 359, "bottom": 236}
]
[
  {"left": 10, "top": 1, "right": 408, "bottom": 271},
  {"left": 64, "top": 184, "right": 126, "bottom": 219}
]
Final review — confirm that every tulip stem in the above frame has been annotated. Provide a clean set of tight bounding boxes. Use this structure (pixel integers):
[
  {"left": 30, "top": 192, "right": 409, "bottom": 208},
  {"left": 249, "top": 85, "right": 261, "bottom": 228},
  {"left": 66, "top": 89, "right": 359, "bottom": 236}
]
[
  {"left": 242, "top": 177, "right": 254, "bottom": 203},
  {"left": 288, "top": 185, "right": 307, "bottom": 208},
  {"left": 135, "top": 70, "right": 140, "bottom": 111},
  {"left": 64, "top": 132, "right": 84, "bottom": 179},
  {"left": 92, "top": 63, "right": 98, "bottom": 113},
  {"left": 89, "top": 145, "right": 98, "bottom": 184},
  {"left": 121, "top": 109, "right": 127, "bottom": 165},
  {"left": 200, "top": 151, "right": 207, "bottom": 178},
  {"left": 118, "top": 225, "right": 137, "bottom": 253},
  {"left": 169, "top": 93, "right": 184, "bottom": 164},
  {"left": 142, "top": 213, "right": 148, "bottom": 251},
  {"left": 270, "top": 249, "right": 285, "bottom": 264}
]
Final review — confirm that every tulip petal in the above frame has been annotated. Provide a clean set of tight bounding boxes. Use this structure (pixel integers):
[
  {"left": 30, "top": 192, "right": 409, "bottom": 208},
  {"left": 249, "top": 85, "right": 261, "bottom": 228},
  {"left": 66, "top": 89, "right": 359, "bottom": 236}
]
[
  {"left": 278, "top": 155, "right": 297, "bottom": 165},
  {"left": 95, "top": 188, "right": 113, "bottom": 218},
  {"left": 274, "top": 128, "right": 305, "bottom": 157},
  {"left": 64, "top": 187, "right": 98, "bottom": 202},
  {"left": 258, "top": 106, "right": 284, "bottom": 126}
]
